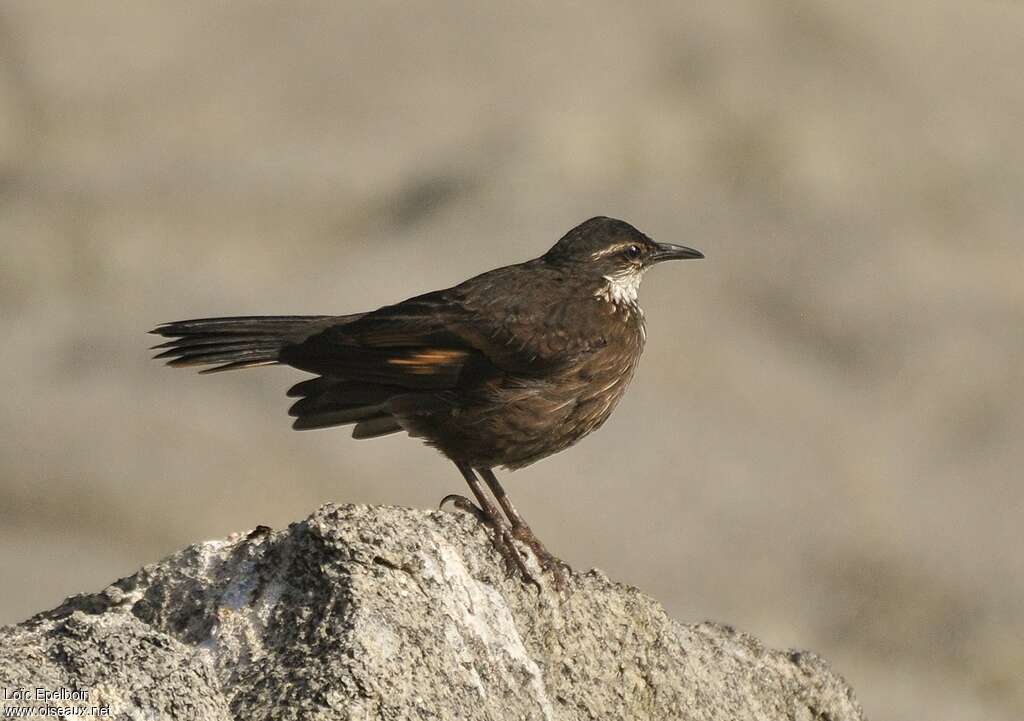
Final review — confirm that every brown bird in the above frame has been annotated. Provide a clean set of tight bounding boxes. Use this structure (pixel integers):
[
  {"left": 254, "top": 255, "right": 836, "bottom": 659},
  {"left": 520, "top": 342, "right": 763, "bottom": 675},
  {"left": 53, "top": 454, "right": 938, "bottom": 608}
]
[{"left": 151, "top": 217, "right": 703, "bottom": 584}]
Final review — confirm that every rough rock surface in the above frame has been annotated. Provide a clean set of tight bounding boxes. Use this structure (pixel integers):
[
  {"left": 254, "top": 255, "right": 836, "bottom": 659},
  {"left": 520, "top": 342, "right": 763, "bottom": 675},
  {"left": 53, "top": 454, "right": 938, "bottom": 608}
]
[{"left": 0, "top": 504, "right": 864, "bottom": 720}]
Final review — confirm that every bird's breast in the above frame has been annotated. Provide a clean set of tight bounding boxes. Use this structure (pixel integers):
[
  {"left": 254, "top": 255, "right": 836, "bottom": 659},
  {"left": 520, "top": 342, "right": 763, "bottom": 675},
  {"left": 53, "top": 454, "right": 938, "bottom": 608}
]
[
  {"left": 568, "top": 318, "right": 644, "bottom": 425},
  {"left": 420, "top": 289, "right": 648, "bottom": 469}
]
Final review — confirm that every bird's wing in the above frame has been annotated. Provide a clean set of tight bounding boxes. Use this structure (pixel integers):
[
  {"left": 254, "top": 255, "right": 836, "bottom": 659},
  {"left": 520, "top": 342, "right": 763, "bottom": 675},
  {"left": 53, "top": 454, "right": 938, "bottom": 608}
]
[
  {"left": 278, "top": 267, "right": 609, "bottom": 436},
  {"left": 278, "top": 292, "right": 492, "bottom": 390},
  {"left": 279, "top": 280, "right": 595, "bottom": 389}
]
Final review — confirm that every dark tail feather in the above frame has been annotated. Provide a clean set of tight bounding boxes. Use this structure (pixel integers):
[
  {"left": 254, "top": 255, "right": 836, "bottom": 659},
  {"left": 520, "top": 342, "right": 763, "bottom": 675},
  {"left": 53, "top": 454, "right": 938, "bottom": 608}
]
[
  {"left": 150, "top": 315, "right": 335, "bottom": 373},
  {"left": 292, "top": 406, "right": 388, "bottom": 431},
  {"left": 287, "top": 378, "right": 403, "bottom": 434},
  {"left": 352, "top": 417, "right": 403, "bottom": 439}
]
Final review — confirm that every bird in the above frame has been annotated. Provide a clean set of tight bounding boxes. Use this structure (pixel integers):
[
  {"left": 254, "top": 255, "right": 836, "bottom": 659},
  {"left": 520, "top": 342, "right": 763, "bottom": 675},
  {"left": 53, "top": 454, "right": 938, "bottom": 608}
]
[{"left": 151, "top": 216, "right": 703, "bottom": 585}]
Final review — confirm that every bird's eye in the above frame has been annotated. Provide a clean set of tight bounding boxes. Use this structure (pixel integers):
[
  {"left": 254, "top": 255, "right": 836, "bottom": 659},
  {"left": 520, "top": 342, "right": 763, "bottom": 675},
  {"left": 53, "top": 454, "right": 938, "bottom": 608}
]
[{"left": 624, "top": 245, "right": 641, "bottom": 260}]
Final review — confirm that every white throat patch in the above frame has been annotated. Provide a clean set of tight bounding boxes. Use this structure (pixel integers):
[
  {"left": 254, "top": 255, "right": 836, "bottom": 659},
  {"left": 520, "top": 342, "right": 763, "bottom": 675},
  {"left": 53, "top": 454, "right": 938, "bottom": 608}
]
[{"left": 596, "top": 269, "right": 644, "bottom": 307}]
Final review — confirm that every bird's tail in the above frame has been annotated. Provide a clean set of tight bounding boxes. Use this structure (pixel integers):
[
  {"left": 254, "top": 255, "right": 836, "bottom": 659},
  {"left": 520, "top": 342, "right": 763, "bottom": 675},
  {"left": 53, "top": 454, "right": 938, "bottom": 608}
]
[{"left": 150, "top": 315, "right": 338, "bottom": 373}]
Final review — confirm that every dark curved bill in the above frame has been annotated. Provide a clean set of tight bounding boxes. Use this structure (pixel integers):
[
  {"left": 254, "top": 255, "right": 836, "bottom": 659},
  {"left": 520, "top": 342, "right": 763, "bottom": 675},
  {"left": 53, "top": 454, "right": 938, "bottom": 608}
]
[{"left": 651, "top": 242, "right": 704, "bottom": 262}]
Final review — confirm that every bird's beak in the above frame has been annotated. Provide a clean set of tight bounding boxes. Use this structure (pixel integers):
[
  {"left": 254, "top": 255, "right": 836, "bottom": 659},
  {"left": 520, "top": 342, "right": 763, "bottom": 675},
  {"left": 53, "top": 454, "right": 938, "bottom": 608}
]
[{"left": 650, "top": 242, "right": 704, "bottom": 263}]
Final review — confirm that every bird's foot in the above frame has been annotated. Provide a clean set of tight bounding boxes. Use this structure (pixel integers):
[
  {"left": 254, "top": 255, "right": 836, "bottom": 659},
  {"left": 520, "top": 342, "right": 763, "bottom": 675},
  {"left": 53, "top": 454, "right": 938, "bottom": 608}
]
[
  {"left": 439, "top": 495, "right": 539, "bottom": 588},
  {"left": 494, "top": 527, "right": 541, "bottom": 589},
  {"left": 510, "top": 524, "right": 570, "bottom": 589}
]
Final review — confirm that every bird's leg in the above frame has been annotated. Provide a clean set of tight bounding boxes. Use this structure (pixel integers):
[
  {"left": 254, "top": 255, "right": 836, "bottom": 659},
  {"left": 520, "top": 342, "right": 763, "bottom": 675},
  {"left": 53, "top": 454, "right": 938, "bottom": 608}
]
[
  {"left": 454, "top": 463, "right": 536, "bottom": 585},
  {"left": 477, "top": 467, "right": 567, "bottom": 579}
]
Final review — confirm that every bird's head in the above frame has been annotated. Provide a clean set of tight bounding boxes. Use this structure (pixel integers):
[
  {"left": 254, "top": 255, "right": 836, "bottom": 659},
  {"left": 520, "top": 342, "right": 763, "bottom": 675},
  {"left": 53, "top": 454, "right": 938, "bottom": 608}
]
[{"left": 544, "top": 216, "right": 703, "bottom": 307}]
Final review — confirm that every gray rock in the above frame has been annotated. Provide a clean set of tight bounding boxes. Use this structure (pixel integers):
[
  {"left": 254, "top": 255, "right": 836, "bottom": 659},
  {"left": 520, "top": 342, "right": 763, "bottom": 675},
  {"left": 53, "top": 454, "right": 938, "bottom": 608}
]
[{"left": 0, "top": 504, "right": 864, "bottom": 720}]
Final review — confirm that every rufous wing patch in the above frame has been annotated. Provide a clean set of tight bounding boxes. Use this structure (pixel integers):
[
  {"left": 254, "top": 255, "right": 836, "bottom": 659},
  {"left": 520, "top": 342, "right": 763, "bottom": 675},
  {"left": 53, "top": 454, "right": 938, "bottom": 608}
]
[{"left": 386, "top": 348, "right": 469, "bottom": 374}]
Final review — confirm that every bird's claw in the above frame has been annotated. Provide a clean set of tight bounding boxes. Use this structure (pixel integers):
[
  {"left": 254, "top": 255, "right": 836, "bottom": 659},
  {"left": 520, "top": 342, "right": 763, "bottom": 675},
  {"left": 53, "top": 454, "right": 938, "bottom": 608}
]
[
  {"left": 439, "top": 494, "right": 487, "bottom": 523},
  {"left": 494, "top": 528, "right": 541, "bottom": 590},
  {"left": 510, "top": 523, "right": 569, "bottom": 589}
]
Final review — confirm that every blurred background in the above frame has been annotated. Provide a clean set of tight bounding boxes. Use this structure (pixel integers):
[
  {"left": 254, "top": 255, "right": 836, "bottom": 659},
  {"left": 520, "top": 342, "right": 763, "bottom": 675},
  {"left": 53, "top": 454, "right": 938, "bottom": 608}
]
[{"left": 0, "top": 2, "right": 1021, "bottom": 719}]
